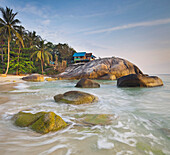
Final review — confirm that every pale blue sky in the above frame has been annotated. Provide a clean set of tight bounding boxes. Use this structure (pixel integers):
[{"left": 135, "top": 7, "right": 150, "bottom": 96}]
[{"left": 1, "top": 0, "right": 170, "bottom": 74}]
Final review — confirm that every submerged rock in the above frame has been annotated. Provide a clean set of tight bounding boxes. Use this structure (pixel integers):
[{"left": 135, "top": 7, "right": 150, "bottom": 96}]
[
  {"left": 54, "top": 91, "right": 98, "bottom": 105},
  {"left": 74, "top": 114, "right": 113, "bottom": 126},
  {"left": 22, "top": 74, "right": 44, "bottom": 82},
  {"left": 117, "top": 74, "right": 163, "bottom": 87},
  {"left": 161, "top": 128, "right": 170, "bottom": 138},
  {"left": 13, "top": 111, "right": 67, "bottom": 134},
  {"left": 75, "top": 78, "right": 100, "bottom": 88},
  {"left": 56, "top": 57, "right": 143, "bottom": 80},
  {"left": 136, "top": 142, "right": 165, "bottom": 155}
]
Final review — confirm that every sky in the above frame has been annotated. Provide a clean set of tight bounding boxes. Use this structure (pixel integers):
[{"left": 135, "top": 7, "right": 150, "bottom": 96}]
[{"left": 0, "top": 0, "right": 170, "bottom": 74}]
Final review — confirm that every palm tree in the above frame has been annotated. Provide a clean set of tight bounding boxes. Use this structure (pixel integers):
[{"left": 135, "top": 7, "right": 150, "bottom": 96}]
[
  {"left": 15, "top": 25, "right": 25, "bottom": 75},
  {"left": 0, "top": 7, "right": 24, "bottom": 75},
  {"left": 26, "top": 30, "right": 41, "bottom": 48},
  {"left": 31, "top": 40, "right": 52, "bottom": 74}
]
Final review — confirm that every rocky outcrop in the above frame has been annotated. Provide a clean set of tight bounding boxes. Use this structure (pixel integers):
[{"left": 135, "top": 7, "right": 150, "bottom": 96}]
[
  {"left": 22, "top": 74, "right": 44, "bottom": 82},
  {"left": 56, "top": 57, "right": 143, "bottom": 80},
  {"left": 13, "top": 111, "right": 67, "bottom": 134},
  {"left": 75, "top": 78, "right": 100, "bottom": 88},
  {"left": 54, "top": 91, "right": 98, "bottom": 105},
  {"left": 117, "top": 74, "right": 163, "bottom": 87}
]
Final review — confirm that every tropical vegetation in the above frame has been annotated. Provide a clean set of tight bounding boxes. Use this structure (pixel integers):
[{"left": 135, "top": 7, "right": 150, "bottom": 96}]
[{"left": 0, "top": 6, "right": 76, "bottom": 75}]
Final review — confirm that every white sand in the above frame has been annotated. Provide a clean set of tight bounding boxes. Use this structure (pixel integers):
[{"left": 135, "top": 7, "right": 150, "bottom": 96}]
[{"left": 0, "top": 75, "right": 26, "bottom": 85}]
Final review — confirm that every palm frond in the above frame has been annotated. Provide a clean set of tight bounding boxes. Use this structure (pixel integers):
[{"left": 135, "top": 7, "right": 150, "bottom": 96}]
[
  {"left": 45, "top": 51, "right": 53, "bottom": 60},
  {"left": 11, "top": 27, "right": 24, "bottom": 47},
  {"left": 30, "top": 51, "right": 38, "bottom": 58},
  {"left": 37, "top": 51, "right": 42, "bottom": 60},
  {"left": 44, "top": 52, "right": 50, "bottom": 64},
  {"left": 0, "top": 18, "right": 6, "bottom": 25},
  {"left": 11, "top": 19, "right": 21, "bottom": 25},
  {"left": 10, "top": 12, "right": 18, "bottom": 22}
]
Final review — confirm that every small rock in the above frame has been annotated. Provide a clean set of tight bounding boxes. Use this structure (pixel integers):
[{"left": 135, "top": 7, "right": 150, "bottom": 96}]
[
  {"left": 54, "top": 91, "right": 98, "bottom": 105},
  {"left": 22, "top": 74, "right": 44, "bottom": 82},
  {"left": 75, "top": 78, "right": 100, "bottom": 88},
  {"left": 45, "top": 77, "right": 56, "bottom": 81}
]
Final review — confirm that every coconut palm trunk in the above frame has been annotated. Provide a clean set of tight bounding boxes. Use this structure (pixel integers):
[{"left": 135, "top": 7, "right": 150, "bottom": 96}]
[
  {"left": 5, "top": 37, "right": 10, "bottom": 75},
  {"left": 0, "top": 7, "right": 24, "bottom": 75},
  {"left": 41, "top": 59, "right": 44, "bottom": 75}
]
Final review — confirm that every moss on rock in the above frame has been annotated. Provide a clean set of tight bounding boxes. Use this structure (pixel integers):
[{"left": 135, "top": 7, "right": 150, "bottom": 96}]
[
  {"left": 54, "top": 91, "right": 98, "bottom": 105},
  {"left": 74, "top": 114, "right": 113, "bottom": 126},
  {"left": 13, "top": 111, "right": 67, "bottom": 134},
  {"left": 31, "top": 112, "right": 67, "bottom": 134}
]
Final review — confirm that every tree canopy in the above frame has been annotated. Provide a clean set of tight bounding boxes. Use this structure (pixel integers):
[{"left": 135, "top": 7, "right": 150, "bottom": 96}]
[{"left": 0, "top": 6, "right": 77, "bottom": 75}]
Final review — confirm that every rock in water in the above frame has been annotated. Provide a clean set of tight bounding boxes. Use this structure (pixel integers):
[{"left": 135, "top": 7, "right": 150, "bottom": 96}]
[
  {"left": 56, "top": 57, "right": 143, "bottom": 80},
  {"left": 117, "top": 74, "right": 163, "bottom": 87},
  {"left": 75, "top": 78, "right": 100, "bottom": 88},
  {"left": 54, "top": 91, "right": 98, "bottom": 105},
  {"left": 74, "top": 114, "right": 113, "bottom": 126},
  {"left": 13, "top": 111, "right": 67, "bottom": 134},
  {"left": 22, "top": 74, "right": 44, "bottom": 82}
]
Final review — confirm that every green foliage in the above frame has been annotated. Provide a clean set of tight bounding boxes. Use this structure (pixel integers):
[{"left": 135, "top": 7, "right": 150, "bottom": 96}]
[
  {"left": 9, "top": 51, "right": 35, "bottom": 74},
  {"left": 0, "top": 6, "right": 77, "bottom": 75}
]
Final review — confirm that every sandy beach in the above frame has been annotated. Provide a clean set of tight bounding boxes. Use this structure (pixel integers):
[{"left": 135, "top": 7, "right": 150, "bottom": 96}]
[
  {"left": 0, "top": 75, "right": 26, "bottom": 104},
  {"left": 0, "top": 75, "right": 26, "bottom": 85}
]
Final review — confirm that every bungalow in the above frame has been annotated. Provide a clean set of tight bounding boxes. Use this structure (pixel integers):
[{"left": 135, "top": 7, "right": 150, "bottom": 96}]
[{"left": 73, "top": 52, "right": 96, "bottom": 63}]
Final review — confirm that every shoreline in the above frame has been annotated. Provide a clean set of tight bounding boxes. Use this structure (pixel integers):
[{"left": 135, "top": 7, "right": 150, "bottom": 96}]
[
  {"left": 0, "top": 75, "right": 26, "bottom": 104},
  {"left": 0, "top": 75, "right": 26, "bottom": 85}
]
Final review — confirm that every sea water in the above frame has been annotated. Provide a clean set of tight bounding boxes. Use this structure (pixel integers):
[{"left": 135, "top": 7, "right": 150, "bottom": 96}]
[{"left": 0, "top": 75, "right": 170, "bottom": 155}]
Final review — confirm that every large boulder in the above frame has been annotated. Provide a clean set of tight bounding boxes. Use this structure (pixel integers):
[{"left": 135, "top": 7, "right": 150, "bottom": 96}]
[
  {"left": 22, "top": 74, "right": 44, "bottom": 82},
  {"left": 117, "top": 74, "right": 163, "bottom": 87},
  {"left": 56, "top": 57, "right": 143, "bottom": 80},
  {"left": 13, "top": 111, "right": 67, "bottom": 134},
  {"left": 54, "top": 91, "right": 98, "bottom": 105},
  {"left": 75, "top": 78, "right": 100, "bottom": 88}
]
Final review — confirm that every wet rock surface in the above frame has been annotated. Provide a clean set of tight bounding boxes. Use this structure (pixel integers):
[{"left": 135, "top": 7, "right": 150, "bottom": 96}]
[
  {"left": 75, "top": 78, "right": 100, "bottom": 88},
  {"left": 13, "top": 111, "right": 67, "bottom": 134},
  {"left": 54, "top": 91, "right": 98, "bottom": 105},
  {"left": 22, "top": 74, "right": 44, "bottom": 82},
  {"left": 73, "top": 114, "right": 114, "bottom": 126},
  {"left": 117, "top": 74, "right": 163, "bottom": 87},
  {"left": 56, "top": 57, "right": 143, "bottom": 80}
]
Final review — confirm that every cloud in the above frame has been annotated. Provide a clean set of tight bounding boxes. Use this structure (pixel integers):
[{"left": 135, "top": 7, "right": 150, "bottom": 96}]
[
  {"left": 41, "top": 19, "right": 50, "bottom": 25},
  {"left": 17, "top": 4, "right": 50, "bottom": 18},
  {"left": 85, "top": 18, "right": 170, "bottom": 34}
]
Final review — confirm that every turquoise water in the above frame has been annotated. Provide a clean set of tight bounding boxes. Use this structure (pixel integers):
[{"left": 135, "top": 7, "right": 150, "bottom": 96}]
[{"left": 0, "top": 75, "right": 170, "bottom": 155}]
